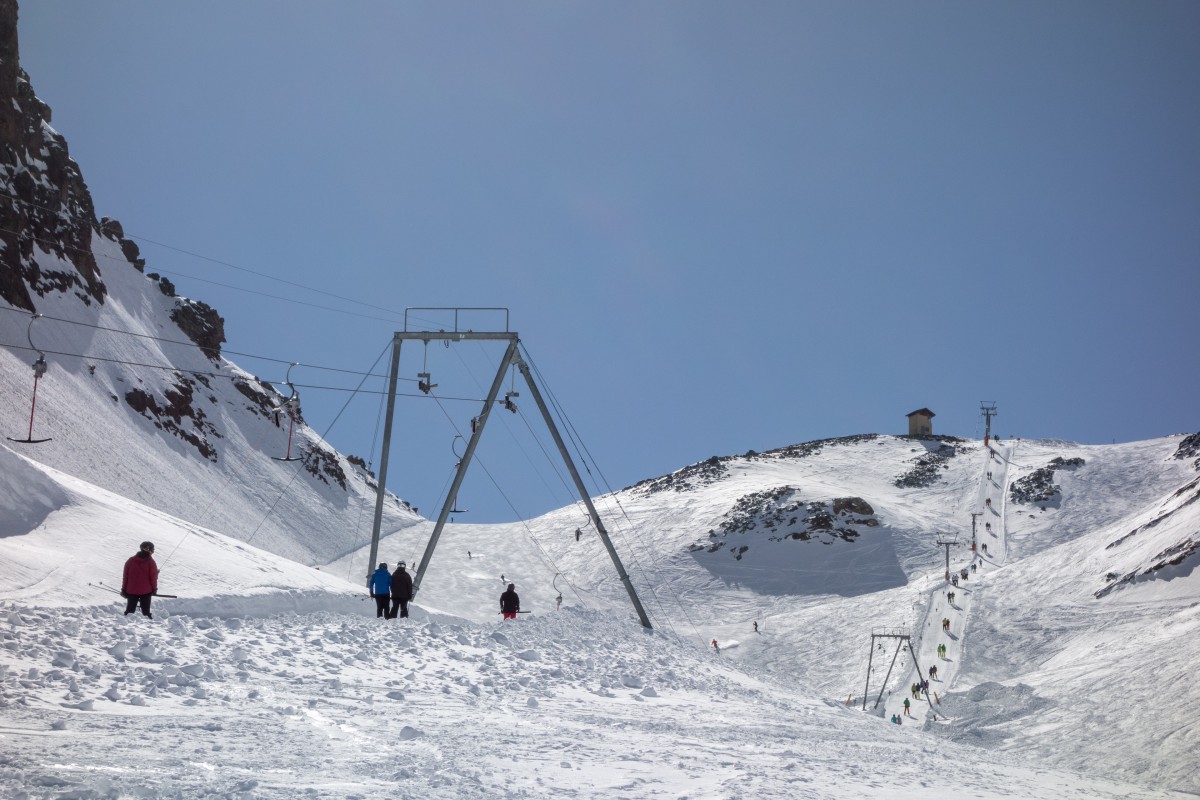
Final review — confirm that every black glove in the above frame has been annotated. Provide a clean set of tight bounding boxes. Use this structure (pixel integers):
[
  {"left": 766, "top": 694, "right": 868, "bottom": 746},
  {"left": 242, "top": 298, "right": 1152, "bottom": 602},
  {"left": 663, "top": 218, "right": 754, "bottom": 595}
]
[{"left": 120, "top": 590, "right": 129, "bottom": 599}]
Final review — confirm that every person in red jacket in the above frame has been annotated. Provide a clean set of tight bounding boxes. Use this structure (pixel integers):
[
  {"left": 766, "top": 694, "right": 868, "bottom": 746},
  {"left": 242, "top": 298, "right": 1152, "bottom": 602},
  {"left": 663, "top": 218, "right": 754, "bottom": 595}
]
[{"left": 122, "top": 541, "right": 159, "bottom": 618}]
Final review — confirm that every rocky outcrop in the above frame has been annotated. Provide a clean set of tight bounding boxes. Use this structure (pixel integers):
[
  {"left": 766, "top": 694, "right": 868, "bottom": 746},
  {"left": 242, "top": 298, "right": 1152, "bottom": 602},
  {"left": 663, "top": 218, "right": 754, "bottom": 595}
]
[
  {"left": 124, "top": 374, "right": 222, "bottom": 461},
  {"left": 693, "top": 487, "right": 879, "bottom": 560},
  {"left": 0, "top": 2, "right": 225, "bottom": 359},
  {"left": 1010, "top": 456, "right": 1085, "bottom": 506},
  {"left": 170, "top": 298, "right": 226, "bottom": 360},
  {"left": 627, "top": 435, "right": 886, "bottom": 496},
  {"left": 0, "top": 0, "right": 105, "bottom": 310},
  {"left": 893, "top": 438, "right": 970, "bottom": 489},
  {"left": 1174, "top": 432, "right": 1200, "bottom": 469}
]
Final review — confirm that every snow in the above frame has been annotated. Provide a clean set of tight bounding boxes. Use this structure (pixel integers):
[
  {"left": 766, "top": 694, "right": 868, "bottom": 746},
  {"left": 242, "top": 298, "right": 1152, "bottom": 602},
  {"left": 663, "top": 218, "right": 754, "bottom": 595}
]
[
  {"left": 1, "top": 425, "right": 1197, "bottom": 797},
  {"left": 1, "top": 208, "right": 1197, "bottom": 797}
]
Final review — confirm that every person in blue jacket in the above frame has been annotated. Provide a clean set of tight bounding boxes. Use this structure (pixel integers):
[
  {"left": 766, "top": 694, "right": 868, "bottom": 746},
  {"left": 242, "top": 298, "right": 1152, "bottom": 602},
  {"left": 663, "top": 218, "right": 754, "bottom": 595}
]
[{"left": 369, "top": 562, "right": 392, "bottom": 618}]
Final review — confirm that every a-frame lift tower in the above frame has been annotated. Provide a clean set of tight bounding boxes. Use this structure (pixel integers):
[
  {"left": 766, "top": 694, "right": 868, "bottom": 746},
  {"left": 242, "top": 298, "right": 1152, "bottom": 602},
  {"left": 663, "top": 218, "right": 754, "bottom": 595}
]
[{"left": 366, "top": 308, "right": 653, "bottom": 629}]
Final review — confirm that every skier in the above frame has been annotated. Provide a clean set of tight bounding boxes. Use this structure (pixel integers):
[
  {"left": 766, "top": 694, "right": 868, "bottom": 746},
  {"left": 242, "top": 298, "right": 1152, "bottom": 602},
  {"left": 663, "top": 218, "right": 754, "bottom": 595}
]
[
  {"left": 982, "top": 543, "right": 989, "bottom": 555},
  {"left": 903, "top": 697, "right": 912, "bottom": 717},
  {"left": 121, "top": 541, "right": 159, "bottom": 619},
  {"left": 389, "top": 561, "right": 413, "bottom": 619},
  {"left": 712, "top": 639, "right": 720, "bottom": 654},
  {"left": 753, "top": 621, "right": 759, "bottom": 633},
  {"left": 369, "top": 563, "right": 391, "bottom": 619},
  {"left": 929, "top": 665, "right": 938, "bottom": 680},
  {"left": 942, "top": 617, "right": 950, "bottom": 632},
  {"left": 971, "top": 562, "right": 977, "bottom": 573},
  {"left": 500, "top": 583, "right": 520, "bottom": 620}
]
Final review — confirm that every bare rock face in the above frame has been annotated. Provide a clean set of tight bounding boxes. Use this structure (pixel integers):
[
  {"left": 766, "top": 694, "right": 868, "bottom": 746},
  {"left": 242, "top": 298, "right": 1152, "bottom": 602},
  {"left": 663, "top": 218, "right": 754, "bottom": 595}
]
[
  {"left": 0, "top": 0, "right": 106, "bottom": 310},
  {"left": 0, "top": 1, "right": 226, "bottom": 359}
]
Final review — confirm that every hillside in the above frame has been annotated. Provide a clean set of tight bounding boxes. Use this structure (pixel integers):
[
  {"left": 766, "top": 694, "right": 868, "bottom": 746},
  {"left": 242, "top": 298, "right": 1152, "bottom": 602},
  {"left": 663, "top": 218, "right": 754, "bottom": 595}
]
[
  {"left": 0, "top": 0, "right": 415, "bottom": 569},
  {"left": 321, "top": 431, "right": 1198, "bottom": 793},
  {"left": 1, "top": 431, "right": 1197, "bottom": 797}
]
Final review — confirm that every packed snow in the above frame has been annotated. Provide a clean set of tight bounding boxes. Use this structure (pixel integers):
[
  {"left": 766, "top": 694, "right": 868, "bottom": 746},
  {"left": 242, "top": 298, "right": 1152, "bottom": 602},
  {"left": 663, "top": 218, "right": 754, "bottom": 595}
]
[{"left": 1, "top": 428, "right": 1197, "bottom": 798}]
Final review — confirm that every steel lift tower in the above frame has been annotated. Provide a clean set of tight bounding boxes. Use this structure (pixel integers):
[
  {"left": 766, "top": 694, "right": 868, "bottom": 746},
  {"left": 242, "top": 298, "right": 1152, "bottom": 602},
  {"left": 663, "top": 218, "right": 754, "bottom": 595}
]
[
  {"left": 980, "top": 401, "right": 998, "bottom": 445},
  {"left": 365, "top": 308, "right": 653, "bottom": 629}
]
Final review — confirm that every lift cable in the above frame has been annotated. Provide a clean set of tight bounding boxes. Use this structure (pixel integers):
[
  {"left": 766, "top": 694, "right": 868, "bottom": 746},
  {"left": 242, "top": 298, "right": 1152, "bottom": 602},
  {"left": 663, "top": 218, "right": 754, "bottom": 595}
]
[
  {"left": 244, "top": 339, "right": 395, "bottom": 549},
  {"left": 518, "top": 344, "right": 685, "bottom": 636},
  {"left": 0, "top": 304, "right": 397, "bottom": 380},
  {"left": 427, "top": 393, "right": 587, "bottom": 608},
  {"left": 0, "top": 194, "right": 407, "bottom": 322}
]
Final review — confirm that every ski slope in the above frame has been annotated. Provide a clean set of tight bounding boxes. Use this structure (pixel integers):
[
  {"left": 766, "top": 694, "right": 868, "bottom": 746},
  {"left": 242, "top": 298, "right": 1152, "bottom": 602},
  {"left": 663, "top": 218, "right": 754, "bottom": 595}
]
[{"left": 2, "top": 432, "right": 1197, "bottom": 797}]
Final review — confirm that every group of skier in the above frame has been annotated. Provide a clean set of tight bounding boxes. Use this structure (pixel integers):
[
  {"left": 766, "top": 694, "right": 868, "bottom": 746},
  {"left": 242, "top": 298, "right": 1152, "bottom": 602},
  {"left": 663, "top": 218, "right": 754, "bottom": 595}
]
[
  {"left": 368, "top": 561, "right": 414, "bottom": 619},
  {"left": 121, "top": 540, "right": 528, "bottom": 624}
]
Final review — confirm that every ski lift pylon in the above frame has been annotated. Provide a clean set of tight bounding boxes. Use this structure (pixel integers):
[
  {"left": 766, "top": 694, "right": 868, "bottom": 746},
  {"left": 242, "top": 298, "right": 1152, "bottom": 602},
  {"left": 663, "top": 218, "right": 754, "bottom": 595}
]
[
  {"left": 8, "top": 313, "right": 51, "bottom": 444},
  {"left": 272, "top": 363, "right": 303, "bottom": 462}
]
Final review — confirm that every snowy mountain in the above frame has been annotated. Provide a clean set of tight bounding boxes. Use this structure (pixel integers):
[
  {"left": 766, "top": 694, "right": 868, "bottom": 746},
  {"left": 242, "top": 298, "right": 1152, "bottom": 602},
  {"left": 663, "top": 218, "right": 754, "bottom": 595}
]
[
  {"left": 0, "top": 0, "right": 416, "bottom": 569},
  {"left": 1, "top": 2, "right": 1198, "bottom": 796}
]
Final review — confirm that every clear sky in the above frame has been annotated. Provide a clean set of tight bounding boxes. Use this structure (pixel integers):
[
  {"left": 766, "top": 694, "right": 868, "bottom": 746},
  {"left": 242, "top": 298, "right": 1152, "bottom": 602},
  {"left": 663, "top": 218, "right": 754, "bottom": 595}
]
[{"left": 16, "top": 1, "right": 1200, "bottom": 522}]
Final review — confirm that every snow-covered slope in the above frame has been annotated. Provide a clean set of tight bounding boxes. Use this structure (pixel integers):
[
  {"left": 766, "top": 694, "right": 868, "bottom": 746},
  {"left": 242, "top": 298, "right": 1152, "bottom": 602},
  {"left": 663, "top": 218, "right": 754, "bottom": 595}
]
[
  {"left": 3, "top": 416, "right": 1196, "bottom": 796},
  {"left": 0, "top": 235, "right": 418, "bottom": 566},
  {"left": 315, "top": 432, "right": 1198, "bottom": 794}
]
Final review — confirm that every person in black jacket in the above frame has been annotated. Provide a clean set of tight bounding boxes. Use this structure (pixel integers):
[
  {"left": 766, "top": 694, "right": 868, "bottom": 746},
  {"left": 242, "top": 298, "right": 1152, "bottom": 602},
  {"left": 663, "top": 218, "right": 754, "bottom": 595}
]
[
  {"left": 390, "top": 562, "right": 414, "bottom": 619},
  {"left": 500, "top": 583, "right": 520, "bottom": 620}
]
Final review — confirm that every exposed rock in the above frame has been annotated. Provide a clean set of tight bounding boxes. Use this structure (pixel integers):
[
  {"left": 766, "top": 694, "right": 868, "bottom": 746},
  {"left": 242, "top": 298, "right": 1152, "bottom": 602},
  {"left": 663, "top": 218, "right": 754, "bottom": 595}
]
[
  {"left": 0, "top": 3, "right": 106, "bottom": 310},
  {"left": 303, "top": 445, "right": 348, "bottom": 491},
  {"left": 170, "top": 299, "right": 225, "bottom": 360},
  {"left": 347, "top": 454, "right": 375, "bottom": 481},
  {"left": 628, "top": 456, "right": 727, "bottom": 495},
  {"left": 1010, "top": 457, "right": 1085, "bottom": 506},
  {"left": 894, "top": 439, "right": 970, "bottom": 489},
  {"left": 1174, "top": 432, "right": 1200, "bottom": 469},
  {"left": 833, "top": 496, "right": 874, "bottom": 516},
  {"left": 627, "top": 434, "right": 887, "bottom": 495},
  {"left": 124, "top": 374, "right": 221, "bottom": 461},
  {"left": 232, "top": 378, "right": 279, "bottom": 419},
  {"left": 698, "top": 487, "right": 880, "bottom": 559}
]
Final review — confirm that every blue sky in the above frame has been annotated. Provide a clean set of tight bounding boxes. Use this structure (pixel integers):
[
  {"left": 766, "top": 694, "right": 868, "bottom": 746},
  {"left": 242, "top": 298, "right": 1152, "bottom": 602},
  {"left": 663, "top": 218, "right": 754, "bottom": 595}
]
[{"left": 17, "top": 2, "right": 1199, "bottom": 522}]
